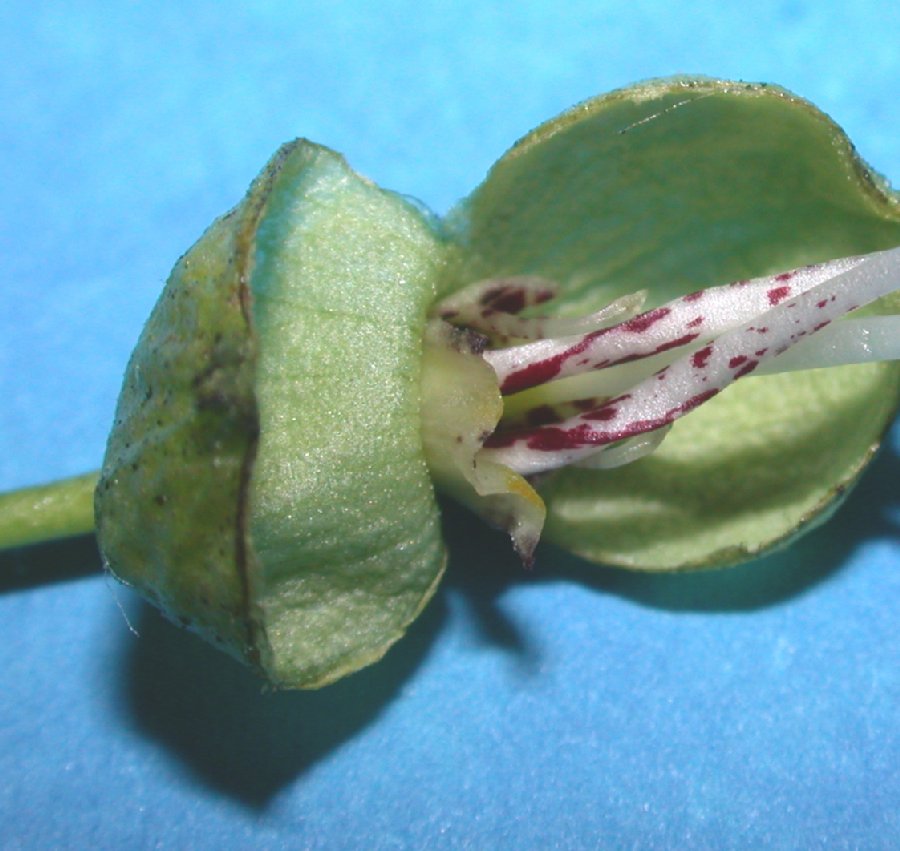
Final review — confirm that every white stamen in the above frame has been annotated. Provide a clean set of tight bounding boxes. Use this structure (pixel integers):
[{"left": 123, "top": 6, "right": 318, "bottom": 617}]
[
  {"left": 758, "top": 316, "right": 900, "bottom": 374},
  {"left": 484, "top": 254, "right": 867, "bottom": 394},
  {"left": 483, "top": 246, "right": 900, "bottom": 475}
]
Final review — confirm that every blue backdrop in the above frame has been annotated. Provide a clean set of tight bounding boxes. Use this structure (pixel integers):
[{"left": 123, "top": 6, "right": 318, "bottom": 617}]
[{"left": 1, "top": 3, "right": 898, "bottom": 848}]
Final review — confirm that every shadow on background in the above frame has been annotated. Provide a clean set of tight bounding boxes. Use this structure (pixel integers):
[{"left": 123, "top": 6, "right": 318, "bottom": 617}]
[
  {"left": 66, "top": 441, "right": 895, "bottom": 810},
  {"left": 0, "top": 533, "right": 100, "bottom": 593},
  {"left": 118, "top": 584, "right": 446, "bottom": 809},
  {"left": 442, "top": 441, "right": 900, "bottom": 628}
]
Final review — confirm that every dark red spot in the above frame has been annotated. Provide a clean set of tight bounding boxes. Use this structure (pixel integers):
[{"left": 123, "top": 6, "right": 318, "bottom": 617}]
[
  {"left": 501, "top": 328, "right": 607, "bottom": 393},
  {"left": 526, "top": 424, "right": 595, "bottom": 452},
  {"left": 686, "top": 315, "right": 704, "bottom": 328},
  {"left": 692, "top": 345, "right": 713, "bottom": 368},
  {"left": 728, "top": 355, "right": 748, "bottom": 369},
  {"left": 653, "top": 332, "right": 700, "bottom": 355},
  {"left": 573, "top": 397, "right": 599, "bottom": 411},
  {"left": 673, "top": 388, "right": 719, "bottom": 416},
  {"left": 756, "top": 327, "right": 769, "bottom": 334},
  {"left": 608, "top": 352, "right": 642, "bottom": 366},
  {"left": 622, "top": 306, "right": 671, "bottom": 333},
  {"left": 755, "top": 348, "right": 768, "bottom": 357},
  {"left": 733, "top": 360, "right": 759, "bottom": 379},
  {"left": 683, "top": 290, "right": 704, "bottom": 303},
  {"left": 775, "top": 272, "right": 793, "bottom": 282},
  {"left": 767, "top": 286, "right": 792, "bottom": 306},
  {"left": 502, "top": 361, "right": 561, "bottom": 394},
  {"left": 816, "top": 299, "right": 829, "bottom": 309},
  {"left": 579, "top": 392, "right": 631, "bottom": 422},
  {"left": 812, "top": 320, "right": 831, "bottom": 332},
  {"left": 479, "top": 286, "right": 506, "bottom": 305},
  {"left": 488, "top": 289, "right": 527, "bottom": 314},
  {"left": 583, "top": 405, "right": 618, "bottom": 422},
  {"left": 525, "top": 405, "right": 561, "bottom": 427}
]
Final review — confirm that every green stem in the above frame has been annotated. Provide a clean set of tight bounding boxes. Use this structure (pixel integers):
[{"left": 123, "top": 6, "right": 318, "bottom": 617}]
[{"left": 0, "top": 472, "right": 98, "bottom": 550}]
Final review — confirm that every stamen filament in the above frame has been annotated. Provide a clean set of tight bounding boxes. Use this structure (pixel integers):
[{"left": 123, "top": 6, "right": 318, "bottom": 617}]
[
  {"left": 756, "top": 315, "right": 900, "bottom": 374},
  {"left": 484, "top": 254, "right": 867, "bottom": 395},
  {"left": 482, "top": 246, "right": 900, "bottom": 475}
]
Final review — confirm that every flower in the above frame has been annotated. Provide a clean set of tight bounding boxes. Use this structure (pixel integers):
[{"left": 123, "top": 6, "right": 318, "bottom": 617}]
[{"left": 95, "top": 78, "right": 900, "bottom": 688}]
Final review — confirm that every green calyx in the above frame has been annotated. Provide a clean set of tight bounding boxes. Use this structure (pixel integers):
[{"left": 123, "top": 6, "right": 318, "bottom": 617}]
[
  {"left": 97, "top": 141, "right": 449, "bottom": 688},
  {"left": 94, "top": 78, "right": 900, "bottom": 688}
]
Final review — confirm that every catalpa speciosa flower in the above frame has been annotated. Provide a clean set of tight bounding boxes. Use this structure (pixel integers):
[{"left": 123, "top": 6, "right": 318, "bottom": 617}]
[{"left": 2, "top": 78, "right": 898, "bottom": 688}]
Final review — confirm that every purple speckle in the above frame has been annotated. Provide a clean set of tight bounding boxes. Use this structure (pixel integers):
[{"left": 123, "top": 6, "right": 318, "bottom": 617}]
[
  {"left": 692, "top": 345, "right": 713, "bottom": 368},
  {"left": 767, "top": 286, "right": 792, "bottom": 306},
  {"left": 622, "top": 306, "right": 671, "bottom": 333}
]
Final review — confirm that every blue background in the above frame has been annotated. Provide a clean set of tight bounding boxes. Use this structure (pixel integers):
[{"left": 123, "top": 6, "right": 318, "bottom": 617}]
[{"left": 1, "top": 3, "right": 899, "bottom": 848}]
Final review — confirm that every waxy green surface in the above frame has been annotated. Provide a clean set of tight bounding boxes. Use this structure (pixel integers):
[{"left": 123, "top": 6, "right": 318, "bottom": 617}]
[{"left": 96, "top": 79, "right": 900, "bottom": 687}]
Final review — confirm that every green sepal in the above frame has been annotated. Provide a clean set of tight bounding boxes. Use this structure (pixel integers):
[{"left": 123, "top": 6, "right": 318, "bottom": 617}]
[
  {"left": 450, "top": 78, "right": 900, "bottom": 569},
  {"left": 97, "top": 140, "right": 449, "bottom": 687},
  {"left": 95, "top": 160, "right": 266, "bottom": 662},
  {"left": 247, "top": 142, "right": 448, "bottom": 687}
]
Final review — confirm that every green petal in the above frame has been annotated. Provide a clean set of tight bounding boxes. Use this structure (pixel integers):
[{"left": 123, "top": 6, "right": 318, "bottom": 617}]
[
  {"left": 98, "top": 141, "right": 448, "bottom": 686},
  {"left": 450, "top": 78, "right": 900, "bottom": 569}
]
